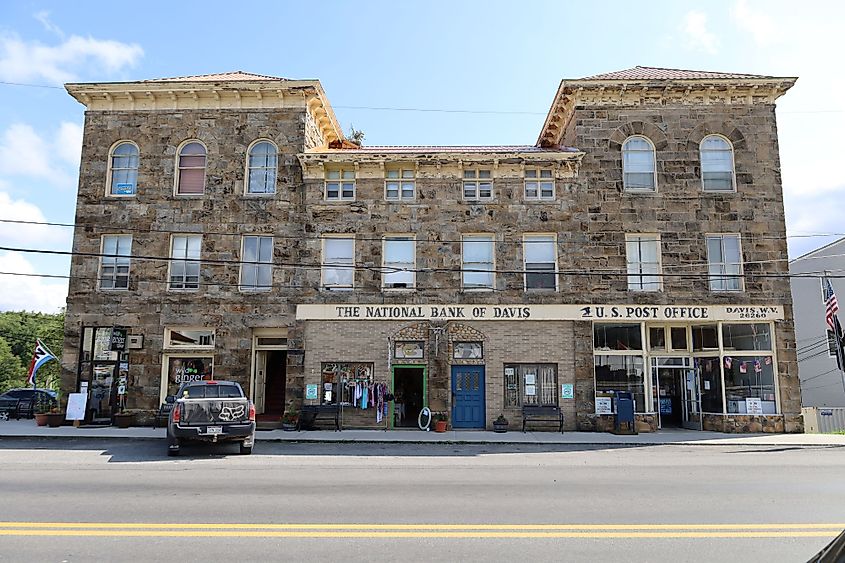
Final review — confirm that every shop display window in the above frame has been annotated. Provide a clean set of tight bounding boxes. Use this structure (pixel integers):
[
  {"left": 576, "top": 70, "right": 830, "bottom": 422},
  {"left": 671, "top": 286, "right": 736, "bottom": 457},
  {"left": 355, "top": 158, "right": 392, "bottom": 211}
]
[
  {"left": 594, "top": 355, "right": 645, "bottom": 413},
  {"left": 165, "top": 356, "right": 213, "bottom": 397},
  {"left": 321, "top": 363, "right": 373, "bottom": 405},
  {"left": 723, "top": 355, "right": 776, "bottom": 414},
  {"left": 504, "top": 364, "right": 557, "bottom": 407},
  {"left": 697, "top": 356, "right": 723, "bottom": 413}
]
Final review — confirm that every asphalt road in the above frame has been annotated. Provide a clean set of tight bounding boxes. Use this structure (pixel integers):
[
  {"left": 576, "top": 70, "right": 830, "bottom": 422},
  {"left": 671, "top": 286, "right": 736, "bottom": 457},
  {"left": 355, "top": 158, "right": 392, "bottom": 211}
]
[{"left": 0, "top": 438, "right": 843, "bottom": 562}]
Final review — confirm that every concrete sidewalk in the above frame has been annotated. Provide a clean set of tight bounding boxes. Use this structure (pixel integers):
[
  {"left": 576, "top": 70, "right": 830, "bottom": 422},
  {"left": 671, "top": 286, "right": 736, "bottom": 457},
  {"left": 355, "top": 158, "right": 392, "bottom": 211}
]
[{"left": 1, "top": 419, "right": 844, "bottom": 446}]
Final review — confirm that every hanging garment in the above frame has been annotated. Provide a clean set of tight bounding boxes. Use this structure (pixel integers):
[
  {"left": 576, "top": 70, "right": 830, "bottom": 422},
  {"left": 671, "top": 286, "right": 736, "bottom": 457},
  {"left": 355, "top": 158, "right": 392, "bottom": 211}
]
[{"left": 361, "top": 386, "right": 368, "bottom": 410}]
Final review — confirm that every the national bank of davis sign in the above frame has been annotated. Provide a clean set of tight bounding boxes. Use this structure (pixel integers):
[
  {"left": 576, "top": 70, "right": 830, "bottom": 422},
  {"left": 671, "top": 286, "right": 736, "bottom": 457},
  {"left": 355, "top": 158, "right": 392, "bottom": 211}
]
[{"left": 296, "top": 304, "right": 783, "bottom": 322}]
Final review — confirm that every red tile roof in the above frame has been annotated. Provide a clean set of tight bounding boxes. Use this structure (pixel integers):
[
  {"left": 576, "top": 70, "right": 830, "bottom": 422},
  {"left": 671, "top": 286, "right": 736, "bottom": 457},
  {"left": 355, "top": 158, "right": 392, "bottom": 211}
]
[
  {"left": 144, "top": 71, "right": 288, "bottom": 82},
  {"left": 319, "top": 145, "right": 578, "bottom": 154},
  {"left": 578, "top": 66, "right": 777, "bottom": 81}
]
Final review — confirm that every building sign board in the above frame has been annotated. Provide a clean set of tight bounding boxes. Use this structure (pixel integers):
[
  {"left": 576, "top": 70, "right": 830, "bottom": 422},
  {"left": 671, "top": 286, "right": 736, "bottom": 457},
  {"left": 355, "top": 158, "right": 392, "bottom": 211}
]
[
  {"left": 297, "top": 304, "right": 784, "bottom": 322},
  {"left": 561, "top": 384, "right": 574, "bottom": 400},
  {"left": 65, "top": 393, "right": 88, "bottom": 421},
  {"left": 305, "top": 384, "right": 319, "bottom": 400},
  {"left": 595, "top": 397, "right": 612, "bottom": 415}
]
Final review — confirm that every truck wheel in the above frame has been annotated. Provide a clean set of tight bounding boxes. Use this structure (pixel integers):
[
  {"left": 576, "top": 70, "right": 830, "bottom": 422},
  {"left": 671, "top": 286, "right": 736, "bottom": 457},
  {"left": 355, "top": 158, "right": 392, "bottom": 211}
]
[
  {"left": 167, "top": 447, "right": 180, "bottom": 457},
  {"left": 167, "top": 437, "right": 180, "bottom": 456},
  {"left": 239, "top": 442, "right": 253, "bottom": 455}
]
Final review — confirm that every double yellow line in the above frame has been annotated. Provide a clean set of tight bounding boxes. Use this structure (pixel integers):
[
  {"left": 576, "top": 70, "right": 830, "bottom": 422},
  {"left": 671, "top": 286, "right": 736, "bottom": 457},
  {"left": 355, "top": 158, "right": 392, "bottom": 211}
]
[{"left": 0, "top": 522, "right": 842, "bottom": 539}]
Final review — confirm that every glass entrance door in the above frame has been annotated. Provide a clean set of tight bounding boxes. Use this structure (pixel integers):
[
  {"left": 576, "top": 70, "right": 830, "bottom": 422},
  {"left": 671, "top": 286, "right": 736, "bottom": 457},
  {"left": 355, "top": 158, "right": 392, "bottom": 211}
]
[
  {"left": 651, "top": 357, "right": 701, "bottom": 430},
  {"left": 681, "top": 368, "right": 703, "bottom": 430}
]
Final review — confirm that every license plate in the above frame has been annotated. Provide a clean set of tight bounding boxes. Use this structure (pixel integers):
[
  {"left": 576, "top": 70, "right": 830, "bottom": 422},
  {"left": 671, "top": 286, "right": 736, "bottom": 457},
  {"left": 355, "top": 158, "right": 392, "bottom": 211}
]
[{"left": 206, "top": 426, "right": 223, "bottom": 435}]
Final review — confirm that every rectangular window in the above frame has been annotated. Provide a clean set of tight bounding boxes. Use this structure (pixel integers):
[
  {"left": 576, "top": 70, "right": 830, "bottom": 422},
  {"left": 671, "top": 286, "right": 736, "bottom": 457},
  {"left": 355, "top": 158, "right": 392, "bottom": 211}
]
[
  {"left": 325, "top": 169, "right": 356, "bottom": 201},
  {"left": 626, "top": 234, "right": 661, "bottom": 291},
  {"left": 165, "top": 356, "right": 213, "bottom": 398},
  {"left": 453, "top": 342, "right": 483, "bottom": 359},
  {"left": 724, "top": 356, "right": 776, "bottom": 414},
  {"left": 169, "top": 235, "right": 201, "bottom": 290},
  {"left": 504, "top": 364, "right": 558, "bottom": 407},
  {"left": 240, "top": 236, "right": 273, "bottom": 291},
  {"left": 594, "top": 323, "right": 643, "bottom": 351},
  {"left": 524, "top": 168, "right": 555, "bottom": 200},
  {"left": 462, "top": 234, "right": 494, "bottom": 289},
  {"left": 524, "top": 234, "right": 557, "bottom": 290},
  {"left": 394, "top": 341, "right": 424, "bottom": 359},
  {"left": 721, "top": 323, "right": 772, "bottom": 351},
  {"left": 321, "top": 362, "right": 373, "bottom": 405},
  {"left": 594, "top": 355, "right": 646, "bottom": 413},
  {"left": 691, "top": 325, "right": 719, "bottom": 351},
  {"left": 322, "top": 236, "right": 354, "bottom": 289},
  {"left": 463, "top": 169, "right": 493, "bottom": 201},
  {"left": 385, "top": 167, "right": 415, "bottom": 201},
  {"left": 698, "top": 356, "right": 724, "bottom": 413},
  {"left": 99, "top": 235, "right": 132, "bottom": 290},
  {"left": 706, "top": 234, "right": 743, "bottom": 291},
  {"left": 165, "top": 328, "right": 215, "bottom": 349},
  {"left": 383, "top": 236, "right": 415, "bottom": 289}
]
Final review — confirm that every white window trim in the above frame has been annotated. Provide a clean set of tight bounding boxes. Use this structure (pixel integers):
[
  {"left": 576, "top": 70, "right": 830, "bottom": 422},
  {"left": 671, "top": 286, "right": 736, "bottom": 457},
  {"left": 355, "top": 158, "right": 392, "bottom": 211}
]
[
  {"left": 244, "top": 138, "right": 278, "bottom": 196},
  {"left": 168, "top": 234, "right": 202, "bottom": 292},
  {"left": 461, "top": 233, "right": 495, "bottom": 291},
  {"left": 523, "top": 167, "right": 556, "bottom": 201},
  {"left": 98, "top": 234, "right": 132, "bottom": 291},
  {"left": 622, "top": 135, "right": 657, "bottom": 193},
  {"left": 324, "top": 167, "right": 356, "bottom": 201},
  {"left": 321, "top": 235, "right": 355, "bottom": 290},
  {"left": 159, "top": 353, "right": 215, "bottom": 405},
  {"left": 105, "top": 140, "right": 139, "bottom": 197},
  {"left": 174, "top": 139, "right": 208, "bottom": 196},
  {"left": 625, "top": 233, "right": 663, "bottom": 292},
  {"left": 164, "top": 327, "right": 216, "bottom": 350},
  {"left": 382, "top": 234, "right": 416, "bottom": 291},
  {"left": 239, "top": 235, "right": 274, "bottom": 292},
  {"left": 706, "top": 233, "right": 745, "bottom": 292},
  {"left": 384, "top": 166, "right": 416, "bottom": 202},
  {"left": 462, "top": 168, "right": 494, "bottom": 202},
  {"left": 523, "top": 233, "right": 558, "bottom": 291},
  {"left": 700, "top": 134, "right": 737, "bottom": 193}
]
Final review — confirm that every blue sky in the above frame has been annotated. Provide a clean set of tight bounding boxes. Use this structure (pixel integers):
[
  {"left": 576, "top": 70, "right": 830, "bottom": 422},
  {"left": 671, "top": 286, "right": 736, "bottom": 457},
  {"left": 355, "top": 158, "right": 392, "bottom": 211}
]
[{"left": 0, "top": 0, "right": 843, "bottom": 312}]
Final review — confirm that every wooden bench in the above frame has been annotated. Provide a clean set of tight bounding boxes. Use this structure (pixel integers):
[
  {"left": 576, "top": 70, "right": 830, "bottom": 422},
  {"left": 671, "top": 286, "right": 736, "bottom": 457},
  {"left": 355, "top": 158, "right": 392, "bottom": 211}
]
[
  {"left": 297, "top": 404, "right": 341, "bottom": 431},
  {"left": 522, "top": 405, "right": 564, "bottom": 433},
  {"left": 152, "top": 401, "right": 175, "bottom": 429}
]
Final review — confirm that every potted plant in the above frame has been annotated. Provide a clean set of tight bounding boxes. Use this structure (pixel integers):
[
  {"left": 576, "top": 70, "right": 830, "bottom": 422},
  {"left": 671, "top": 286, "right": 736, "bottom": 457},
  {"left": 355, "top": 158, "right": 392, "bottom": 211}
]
[
  {"left": 433, "top": 412, "right": 448, "bottom": 433},
  {"left": 33, "top": 396, "right": 54, "bottom": 426},
  {"left": 493, "top": 414, "right": 509, "bottom": 433},
  {"left": 113, "top": 411, "right": 134, "bottom": 428},
  {"left": 45, "top": 407, "right": 64, "bottom": 428},
  {"left": 281, "top": 411, "right": 299, "bottom": 431}
]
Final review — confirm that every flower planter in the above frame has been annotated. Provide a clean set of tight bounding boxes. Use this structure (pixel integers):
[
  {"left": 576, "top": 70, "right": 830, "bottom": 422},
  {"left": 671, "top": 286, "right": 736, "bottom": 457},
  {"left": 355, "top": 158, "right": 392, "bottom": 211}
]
[
  {"left": 281, "top": 422, "right": 298, "bottom": 432},
  {"left": 114, "top": 413, "right": 134, "bottom": 429},
  {"left": 493, "top": 423, "right": 508, "bottom": 433},
  {"left": 433, "top": 420, "right": 447, "bottom": 433},
  {"left": 34, "top": 413, "right": 49, "bottom": 427},
  {"left": 45, "top": 413, "right": 64, "bottom": 428}
]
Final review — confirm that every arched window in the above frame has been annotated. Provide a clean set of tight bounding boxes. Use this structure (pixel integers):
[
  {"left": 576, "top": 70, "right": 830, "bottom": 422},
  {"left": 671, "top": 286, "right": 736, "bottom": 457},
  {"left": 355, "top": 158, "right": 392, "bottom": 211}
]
[
  {"left": 108, "top": 142, "right": 139, "bottom": 195},
  {"left": 246, "top": 140, "right": 277, "bottom": 194},
  {"left": 622, "top": 136, "right": 656, "bottom": 191},
  {"left": 700, "top": 135, "right": 735, "bottom": 192},
  {"left": 176, "top": 141, "right": 207, "bottom": 195}
]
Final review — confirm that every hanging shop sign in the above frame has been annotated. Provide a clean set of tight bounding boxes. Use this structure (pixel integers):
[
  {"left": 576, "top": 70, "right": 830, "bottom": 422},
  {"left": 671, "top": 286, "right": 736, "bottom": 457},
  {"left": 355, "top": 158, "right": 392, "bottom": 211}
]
[
  {"left": 110, "top": 328, "right": 128, "bottom": 351},
  {"left": 296, "top": 304, "right": 784, "bottom": 322}
]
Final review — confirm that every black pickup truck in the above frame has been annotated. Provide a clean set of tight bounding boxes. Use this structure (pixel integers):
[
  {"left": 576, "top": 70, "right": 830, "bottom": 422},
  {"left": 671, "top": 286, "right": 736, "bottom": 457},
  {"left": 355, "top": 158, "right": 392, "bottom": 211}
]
[{"left": 166, "top": 380, "right": 256, "bottom": 456}]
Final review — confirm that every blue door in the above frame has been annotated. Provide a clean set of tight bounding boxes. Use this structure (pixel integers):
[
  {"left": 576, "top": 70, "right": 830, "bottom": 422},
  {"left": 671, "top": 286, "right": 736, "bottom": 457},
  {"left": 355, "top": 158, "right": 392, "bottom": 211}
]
[{"left": 451, "top": 365, "right": 485, "bottom": 428}]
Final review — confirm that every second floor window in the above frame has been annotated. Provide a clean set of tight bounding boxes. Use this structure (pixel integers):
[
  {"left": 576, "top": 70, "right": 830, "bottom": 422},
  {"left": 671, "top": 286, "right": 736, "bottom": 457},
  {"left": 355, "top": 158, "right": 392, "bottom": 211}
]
[
  {"left": 325, "top": 169, "right": 355, "bottom": 200},
  {"left": 240, "top": 236, "right": 273, "bottom": 291},
  {"left": 524, "top": 169, "right": 554, "bottom": 200},
  {"left": 176, "top": 141, "right": 207, "bottom": 195},
  {"left": 99, "top": 235, "right": 132, "bottom": 290},
  {"left": 383, "top": 236, "right": 415, "bottom": 289},
  {"left": 246, "top": 141, "right": 277, "bottom": 194},
  {"left": 108, "top": 142, "right": 139, "bottom": 196},
  {"left": 626, "top": 234, "right": 662, "bottom": 291},
  {"left": 524, "top": 234, "right": 557, "bottom": 290},
  {"left": 462, "top": 234, "right": 494, "bottom": 289},
  {"left": 700, "top": 135, "right": 735, "bottom": 192},
  {"left": 322, "top": 237, "right": 354, "bottom": 289},
  {"left": 169, "top": 235, "right": 201, "bottom": 290},
  {"left": 706, "top": 234, "right": 743, "bottom": 291},
  {"left": 463, "top": 169, "right": 493, "bottom": 201},
  {"left": 622, "top": 136, "right": 656, "bottom": 191},
  {"left": 385, "top": 168, "right": 415, "bottom": 200}
]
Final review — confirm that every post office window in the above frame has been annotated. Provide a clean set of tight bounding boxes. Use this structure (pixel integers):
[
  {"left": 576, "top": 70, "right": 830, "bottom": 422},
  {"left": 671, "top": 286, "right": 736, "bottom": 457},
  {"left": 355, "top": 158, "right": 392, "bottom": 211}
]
[
  {"left": 691, "top": 325, "right": 719, "bottom": 351},
  {"left": 594, "top": 324, "right": 642, "bottom": 351},
  {"left": 721, "top": 323, "right": 772, "bottom": 352}
]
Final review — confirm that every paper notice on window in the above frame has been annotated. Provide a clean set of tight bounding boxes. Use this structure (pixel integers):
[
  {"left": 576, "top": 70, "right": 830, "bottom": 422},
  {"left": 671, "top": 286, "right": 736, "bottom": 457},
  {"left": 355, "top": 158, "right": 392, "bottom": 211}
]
[
  {"left": 704, "top": 380, "right": 711, "bottom": 390},
  {"left": 524, "top": 373, "right": 536, "bottom": 385},
  {"left": 525, "top": 384, "right": 536, "bottom": 396},
  {"left": 595, "top": 397, "right": 612, "bottom": 415}
]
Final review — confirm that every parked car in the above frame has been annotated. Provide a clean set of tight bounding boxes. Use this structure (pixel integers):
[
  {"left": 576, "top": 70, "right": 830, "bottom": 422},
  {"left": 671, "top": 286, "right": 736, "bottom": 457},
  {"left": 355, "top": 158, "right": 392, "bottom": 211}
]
[
  {"left": 0, "top": 388, "right": 58, "bottom": 420},
  {"left": 166, "top": 380, "right": 255, "bottom": 456}
]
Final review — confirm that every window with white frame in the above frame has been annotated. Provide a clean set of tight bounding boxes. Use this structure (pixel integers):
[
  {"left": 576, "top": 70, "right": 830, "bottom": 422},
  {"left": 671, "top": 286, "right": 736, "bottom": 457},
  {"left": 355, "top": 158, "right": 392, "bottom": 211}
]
[
  {"left": 622, "top": 136, "right": 656, "bottom": 191},
  {"left": 246, "top": 140, "right": 277, "bottom": 194},
  {"left": 463, "top": 169, "right": 493, "bottom": 200},
  {"left": 176, "top": 141, "right": 207, "bottom": 195},
  {"left": 169, "top": 235, "right": 201, "bottom": 290},
  {"left": 504, "top": 364, "right": 558, "bottom": 407},
  {"left": 99, "top": 235, "right": 132, "bottom": 290},
  {"left": 322, "top": 236, "right": 354, "bottom": 289},
  {"left": 706, "top": 234, "right": 743, "bottom": 291},
  {"left": 108, "top": 142, "right": 139, "bottom": 196},
  {"left": 165, "top": 328, "right": 216, "bottom": 349},
  {"left": 626, "top": 234, "right": 661, "bottom": 291},
  {"left": 240, "top": 235, "right": 273, "bottom": 291},
  {"left": 325, "top": 169, "right": 355, "bottom": 200},
  {"left": 700, "top": 135, "right": 735, "bottom": 192},
  {"left": 523, "top": 234, "right": 556, "bottom": 290},
  {"left": 385, "top": 167, "right": 415, "bottom": 200},
  {"left": 524, "top": 168, "right": 554, "bottom": 200},
  {"left": 383, "top": 236, "right": 415, "bottom": 289},
  {"left": 462, "top": 234, "right": 494, "bottom": 289}
]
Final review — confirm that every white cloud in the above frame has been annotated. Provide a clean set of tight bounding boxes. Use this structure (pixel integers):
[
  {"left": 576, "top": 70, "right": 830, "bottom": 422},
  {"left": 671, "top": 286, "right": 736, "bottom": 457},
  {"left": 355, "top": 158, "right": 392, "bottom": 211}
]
[
  {"left": 0, "top": 252, "right": 67, "bottom": 313},
  {"left": 0, "top": 122, "right": 81, "bottom": 187},
  {"left": 731, "top": 0, "right": 778, "bottom": 45},
  {"left": 0, "top": 191, "right": 68, "bottom": 248},
  {"left": 0, "top": 32, "right": 143, "bottom": 84},
  {"left": 33, "top": 11, "right": 64, "bottom": 39},
  {"left": 682, "top": 11, "right": 719, "bottom": 54},
  {"left": 56, "top": 122, "right": 83, "bottom": 167}
]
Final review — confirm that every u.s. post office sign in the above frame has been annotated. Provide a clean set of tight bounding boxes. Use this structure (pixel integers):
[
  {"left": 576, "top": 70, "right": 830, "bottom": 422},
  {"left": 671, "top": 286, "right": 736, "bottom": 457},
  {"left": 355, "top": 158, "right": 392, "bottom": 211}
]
[{"left": 296, "top": 304, "right": 784, "bottom": 322}]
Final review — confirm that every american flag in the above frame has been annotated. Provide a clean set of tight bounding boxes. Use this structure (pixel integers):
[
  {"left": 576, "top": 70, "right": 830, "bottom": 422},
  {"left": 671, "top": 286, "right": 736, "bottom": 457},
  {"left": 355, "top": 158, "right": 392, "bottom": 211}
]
[{"left": 824, "top": 278, "right": 839, "bottom": 332}]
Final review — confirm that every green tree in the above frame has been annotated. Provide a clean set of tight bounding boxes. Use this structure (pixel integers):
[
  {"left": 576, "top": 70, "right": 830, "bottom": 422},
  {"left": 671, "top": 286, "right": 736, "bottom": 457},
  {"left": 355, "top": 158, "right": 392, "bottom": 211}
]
[
  {"left": 0, "top": 337, "right": 26, "bottom": 391},
  {"left": 0, "top": 311, "right": 64, "bottom": 392}
]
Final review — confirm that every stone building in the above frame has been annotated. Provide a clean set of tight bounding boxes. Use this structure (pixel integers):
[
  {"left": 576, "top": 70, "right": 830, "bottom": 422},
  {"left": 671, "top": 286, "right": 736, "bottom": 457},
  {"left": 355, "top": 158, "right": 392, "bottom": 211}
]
[{"left": 60, "top": 66, "right": 801, "bottom": 433}]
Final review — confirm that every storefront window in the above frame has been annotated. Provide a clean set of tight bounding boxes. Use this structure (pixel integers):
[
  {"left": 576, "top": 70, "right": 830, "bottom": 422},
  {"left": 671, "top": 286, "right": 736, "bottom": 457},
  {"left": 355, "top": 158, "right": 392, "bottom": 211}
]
[
  {"left": 165, "top": 356, "right": 213, "bottom": 397},
  {"left": 321, "top": 363, "right": 373, "bottom": 405},
  {"left": 691, "top": 325, "right": 719, "bottom": 351},
  {"left": 165, "top": 328, "right": 215, "bottom": 348},
  {"left": 697, "top": 356, "right": 723, "bottom": 413},
  {"left": 594, "top": 355, "right": 645, "bottom": 413},
  {"left": 594, "top": 324, "right": 642, "bottom": 351},
  {"left": 721, "top": 323, "right": 772, "bottom": 351},
  {"left": 504, "top": 364, "right": 557, "bottom": 407},
  {"left": 723, "top": 355, "right": 776, "bottom": 414}
]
